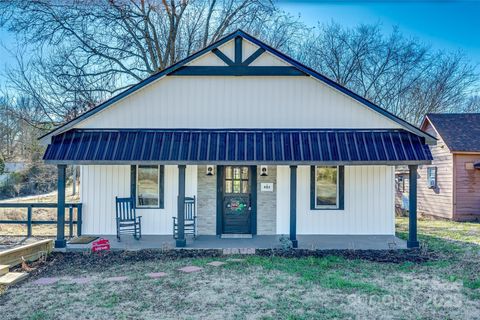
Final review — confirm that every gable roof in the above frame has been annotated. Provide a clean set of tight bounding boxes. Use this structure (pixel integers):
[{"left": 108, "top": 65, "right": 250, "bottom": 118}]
[
  {"left": 40, "top": 29, "right": 435, "bottom": 144},
  {"left": 423, "top": 113, "right": 480, "bottom": 153}
]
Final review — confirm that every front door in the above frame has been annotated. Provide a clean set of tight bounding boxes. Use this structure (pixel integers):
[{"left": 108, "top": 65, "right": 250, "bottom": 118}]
[{"left": 223, "top": 166, "right": 251, "bottom": 234}]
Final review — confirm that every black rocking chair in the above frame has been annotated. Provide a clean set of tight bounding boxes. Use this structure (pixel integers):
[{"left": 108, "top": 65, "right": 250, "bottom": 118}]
[
  {"left": 115, "top": 197, "right": 142, "bottom": 240},
  {"left": 173, "top": 196, "right": 197, "bottom": 239}
]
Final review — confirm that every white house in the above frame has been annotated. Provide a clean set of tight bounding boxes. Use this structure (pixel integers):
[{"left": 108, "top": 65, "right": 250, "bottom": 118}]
[{"left": 40, "top": 30, "right": 434, "bottom": 249}]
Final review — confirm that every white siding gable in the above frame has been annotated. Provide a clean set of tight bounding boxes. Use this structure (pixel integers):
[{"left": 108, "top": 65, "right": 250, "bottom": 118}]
[
  {"left": 74, "top": 37, "right": 402, "bottom": 130},
  {"left": 77, "top": 74, "right": 402, "bottom": 130}
]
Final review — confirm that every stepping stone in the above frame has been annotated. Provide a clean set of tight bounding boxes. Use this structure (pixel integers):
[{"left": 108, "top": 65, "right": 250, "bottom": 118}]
[
  {"left": 207, "top": 261, "right": 226, "bottom": 267},
  {"left": 70, "top": 277, "right": 91, "bottom": 284},
  {"left": 32, "top": 277, "right": 59, "bottom": 285},
  {"left": 178, "top": 266, "right": 203, "bottom": 273},
  {"left": 227, "top": 258, "right": 245, "bottom": 263},
  {"left": 105, "top": 276, "right": 129, "bottom": 282},
  {"left": 146, "top": 272, "right": 167, "bottom": 279}
]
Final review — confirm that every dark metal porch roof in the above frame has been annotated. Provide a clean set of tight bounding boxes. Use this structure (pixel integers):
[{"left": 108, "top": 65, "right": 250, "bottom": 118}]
[{"left": 43, "top": 129, "right": 432, "bottom": 165}]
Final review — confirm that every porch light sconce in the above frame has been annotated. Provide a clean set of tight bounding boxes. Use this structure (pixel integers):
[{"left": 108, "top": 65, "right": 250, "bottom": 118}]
[
  {"left": 260, "top": 165, "right": 268, "bottom": 177},
  {"left": 206, "top": 165, "right": 215, "bottom": 176}
]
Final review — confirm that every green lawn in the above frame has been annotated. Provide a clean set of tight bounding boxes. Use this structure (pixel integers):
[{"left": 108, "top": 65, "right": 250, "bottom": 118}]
[{"left": 0, "top": 217, "right": 479, "bottom": 320}]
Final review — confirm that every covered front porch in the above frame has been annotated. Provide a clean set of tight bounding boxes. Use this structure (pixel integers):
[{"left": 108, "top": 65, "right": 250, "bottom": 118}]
[
  {"left": 43, "top": 129, "right": 431, "bottom": 250},
  {"left": 65, "top": 234, "right": 407, "bottom": 251}
]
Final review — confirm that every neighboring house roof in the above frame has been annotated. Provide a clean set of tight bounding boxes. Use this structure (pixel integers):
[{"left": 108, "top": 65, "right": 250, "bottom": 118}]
[
  {"left": 43, "top": 128, "right": 432, "bottom": 165},
  {"left": 423, "top": 113, "right": 480, "bottom": 153},
  {"left": 39, "top": 29, "right": 435, "bottom": 144}
]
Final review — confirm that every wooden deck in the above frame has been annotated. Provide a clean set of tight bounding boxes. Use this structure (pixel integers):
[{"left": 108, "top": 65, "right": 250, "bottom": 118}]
[{"left": 0, "top": 239, "right": 53, "bottom": 267}]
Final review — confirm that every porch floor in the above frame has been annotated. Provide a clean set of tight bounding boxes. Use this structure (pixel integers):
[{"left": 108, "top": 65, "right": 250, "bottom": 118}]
[{"left": 65, "top": 235, "right": 407, "bottom": 251}]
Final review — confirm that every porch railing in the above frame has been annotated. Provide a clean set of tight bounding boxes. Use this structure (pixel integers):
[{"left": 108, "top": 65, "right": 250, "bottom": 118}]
[{"left": 0, "top": 203, "right": 82, "bottom": 238}]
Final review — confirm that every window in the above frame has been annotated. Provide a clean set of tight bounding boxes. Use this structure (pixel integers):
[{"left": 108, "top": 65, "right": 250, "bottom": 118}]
[
  {"left": 132, "top": 165, "right": 164, "bottom": 208},
  {"left": 224, "top": 166, "right": 249, "bottom": 194},
  {"left": 395, "top": 175, "right": 408, "bottom": 193},
  {"left": 310, "top": 166, "right": 344, "bottom": 210},
  {"left": 427, "top": 167, "right": 437, "bottom": 189}
]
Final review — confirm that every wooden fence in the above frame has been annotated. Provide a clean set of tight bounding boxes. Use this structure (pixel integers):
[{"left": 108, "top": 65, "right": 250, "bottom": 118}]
[{"left": 0, "top": 203, "right": 82, "bottom": 238}]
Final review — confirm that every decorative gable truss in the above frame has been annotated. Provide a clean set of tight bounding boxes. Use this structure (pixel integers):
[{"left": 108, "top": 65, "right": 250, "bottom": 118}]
[
  {"left": 39, "top": 30, "right": 435, "bottom": 144},
  {"left": 171, "top": 36, "right": 306, "bottom": 76}
]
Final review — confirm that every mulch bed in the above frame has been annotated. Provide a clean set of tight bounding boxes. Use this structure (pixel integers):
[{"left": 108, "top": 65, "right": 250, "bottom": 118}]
[
  {"left": 256, "top": 248, "right": 436, "bottom": 263},
  {"left": 14, "top": 247, "right": 435, "bottom": 280}
]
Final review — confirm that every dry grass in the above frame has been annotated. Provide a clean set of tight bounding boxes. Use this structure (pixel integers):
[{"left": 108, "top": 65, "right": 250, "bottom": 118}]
[
  {"left": 0, "top": 217, "right": 478, "bottom": 319},
  {"left": 0, "top": 200, "right": 479, "bottom": 319},
  {"left": 0, "top": 252, "right": 479, "bottom": 320},
  {"left": 0, "top": 187, "right": 79, "bottom": 236}
]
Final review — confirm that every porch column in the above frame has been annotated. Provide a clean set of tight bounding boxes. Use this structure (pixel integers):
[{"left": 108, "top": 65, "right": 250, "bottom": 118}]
[
  {"left": 55, "top": 164, "right": 67, "bottom": 248},
  {"left": 290, "top": 165, "right": 298, "bottom": 248},
  {"left": 408, "top": 165, "right": 419, "bottom": 248},
  {"left": 176, "top": 165, "right": 187, "bottom": 247}
]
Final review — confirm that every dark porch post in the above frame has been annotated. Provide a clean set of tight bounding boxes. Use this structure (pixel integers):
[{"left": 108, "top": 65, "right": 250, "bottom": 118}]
[
  {"left": 290, "top": 165, "right": 298, "bottom": 248},
  {"left": 408, "top": 165, "right": 419, "bottom": 248},
  {"left": 55, "top": 164, "right": 67, "bottom": 248},
  {"left": 176, "top": 165, "right": 187, "bottom": 247}
]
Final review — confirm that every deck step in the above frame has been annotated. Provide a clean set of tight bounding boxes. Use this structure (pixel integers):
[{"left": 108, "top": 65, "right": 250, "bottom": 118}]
[
  {"left": 0, "top": 272, "right": 28, "bottom": 285},
  {"left": 221, "top": 234, "right": 253, "bottom": 239},
  {"left": 0, "top": 265, "right": 9, "bottom": 276}
]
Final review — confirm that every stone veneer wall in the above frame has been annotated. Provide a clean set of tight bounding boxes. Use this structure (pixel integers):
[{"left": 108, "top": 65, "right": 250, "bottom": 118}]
[
  {"left": 256, "top": 166, "right": 277, "bottom": 235},
  {"left": 196, "top": 165, "right": 277, "bottom": 235},
  {"left": 196, "top": 165, "right": 217, "bottom": 235}
]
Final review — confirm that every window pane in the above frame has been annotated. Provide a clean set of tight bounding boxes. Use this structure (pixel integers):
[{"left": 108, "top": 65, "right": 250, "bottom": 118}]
[
  {"left": 242, "top": 181, "right": 249, "bottom": 193},
  {"left": 241, "top": 167, "right": 249, "bottom": 180},
  {"left": 233, "top": 167, "right": 241, "bottom": 179},
  {"left": 225, "top": 181, "right": 233, "bottom": 193},
  {"left": 225, "top": 167, "right": 232, "bottom": 179},
  {"left": 233, "top": 180, "right": 241, "bottom": 193},
  {"left": 316, "top": 166, "right": 338, "bottom": 207},
  {"left": 137, "top": 166, "right": 159, "bottom": 207}
]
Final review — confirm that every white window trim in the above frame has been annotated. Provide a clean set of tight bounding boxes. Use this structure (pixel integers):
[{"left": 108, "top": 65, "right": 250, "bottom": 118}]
[{"left": 136, "top": 165, "right": 160, "bottom": 208}]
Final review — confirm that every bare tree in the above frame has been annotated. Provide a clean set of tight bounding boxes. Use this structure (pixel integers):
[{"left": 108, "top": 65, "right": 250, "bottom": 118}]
[
  {"left": 0, "top": 95, "right": 46, "bottom": 161},
  {"left": 0, "top": 0, "right": 305, "bottom": 124},
  {"left": 463, "top": 95, "right": 480, "bottom": 113},
  {"left": 300, "top": 23, "right": 478, "bottom": 124}
]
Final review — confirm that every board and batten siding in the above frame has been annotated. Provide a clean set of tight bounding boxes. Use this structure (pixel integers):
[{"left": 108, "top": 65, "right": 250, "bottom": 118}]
[
  {"left": 276, "top": 165, "right": 395, "bottom": 235},
  {"left": 80, "top": 165, "right": 197, "bottom": 235},
  {"left": 76, "top": 76, "right": 403, "bottom": 131},
  {"left": 417, "top": 122, "right": 454, "bottom": 219},
  {"left": 453, "top": 154, "right": 480, "bottom": 221}
]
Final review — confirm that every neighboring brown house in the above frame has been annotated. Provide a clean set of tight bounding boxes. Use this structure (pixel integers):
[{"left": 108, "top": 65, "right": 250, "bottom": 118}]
[{"left": 397, "top": 113, "right": 480, "bottom": 221}]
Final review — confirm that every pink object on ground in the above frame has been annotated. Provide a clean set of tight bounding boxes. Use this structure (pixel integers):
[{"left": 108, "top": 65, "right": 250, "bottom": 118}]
[
  {"left": 92, "top": 238, "right": 111, "bottom": 252},
  {"left": 32, "top": 277, "right": 60, "bottom": 285},
  {"left": 146, "top": 272, "right": 167, "bottom": 279},
  {"left": 178, "top": 266, "right": 203, "bottom": 273},
  {"left": 105, "top": 276, "right": 129, "bottom": 282},
  {"left": 207, "top": 261, "right": 226, "bottom": 267}
]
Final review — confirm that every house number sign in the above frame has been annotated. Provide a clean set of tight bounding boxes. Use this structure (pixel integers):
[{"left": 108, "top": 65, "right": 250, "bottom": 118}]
[{"left": 260, "top": 183, "right": 274, "bottom": 192}]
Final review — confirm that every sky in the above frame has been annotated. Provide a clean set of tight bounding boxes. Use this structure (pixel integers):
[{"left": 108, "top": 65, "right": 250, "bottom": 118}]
[
  {"left": 278, "top": 0, "right": 480, "bottom": 66},
  {"left": 0, "top": 0, "right": 479, "bottom": 83}
]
